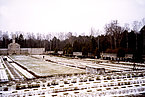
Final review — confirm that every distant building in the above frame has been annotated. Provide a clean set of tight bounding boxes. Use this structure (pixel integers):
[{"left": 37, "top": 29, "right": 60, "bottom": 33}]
[
  {"left": 8, "top": 35, "right": 20, "bottom": 55},
  {"left": 0, "top": 34, "right": 45, "bottom": 55}
]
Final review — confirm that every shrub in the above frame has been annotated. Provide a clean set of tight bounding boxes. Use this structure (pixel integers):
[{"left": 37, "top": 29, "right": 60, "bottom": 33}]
[
  {"left": 54, "top": 48, "right": 58, "bottom": 53},
  {"left": 117, "top": 48, "right": 125, "bottom": 58},
  {"left": 82, "top": 47, "right": 88, "bottom": 56},
  {"left": 94, "top": 48, "right": 100, "bottom": 59}
]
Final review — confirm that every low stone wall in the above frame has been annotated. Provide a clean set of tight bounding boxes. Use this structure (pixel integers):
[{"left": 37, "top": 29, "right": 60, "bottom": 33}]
[
  {"left": 20, "top": 49, "right": 29, "bottom": 55},
  {"left": 21, "top": 48, "right": 45, "bottom": 55},
  {"left": 101, "top": 53, "right": 133, "bottom": 58},
  {"left": 73, "top": 52, "right": 82, "bottom": 56},
  {"left": 27, "top": 48, "right": 45, "bottom": 55},
  {"left": 0, "top": 48, "right": 45, "bottom": 55},
  {"left": 0, "top": 49, "right": 8, "bottom": 55}
]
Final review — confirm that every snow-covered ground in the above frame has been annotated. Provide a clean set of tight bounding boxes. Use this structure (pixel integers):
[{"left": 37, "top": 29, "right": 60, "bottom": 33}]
[
  {"left": 0, "top": 56, "right": 8, "bottom": 82},
  {"left": 1, "top": 73, "right": 145, "bottom": 97},
  {"left": 10, "top": 63, "right": 34, "bottom": 79},
  {"left": 10, "top": 55, "right": 85, "bottom": 76},
  {"left": 0, "top": 56, "right": 4, "bottom": 69},
  {"left": 1, "top": 55, "right": 145, "bottom": 96},
  {"left": 0, "top": 69, "right": 9, "bottom": 82},
  {"left": 32, "top": 55, "right": 137, "bottom": 72},
  {"left": 0, "top": 63, "right": 4, "bottom": 69}
]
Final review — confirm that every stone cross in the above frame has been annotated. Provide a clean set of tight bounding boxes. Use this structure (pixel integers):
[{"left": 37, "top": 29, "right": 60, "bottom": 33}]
[{"left": 12, "top": 34, "right": 16, "bottom": 43}]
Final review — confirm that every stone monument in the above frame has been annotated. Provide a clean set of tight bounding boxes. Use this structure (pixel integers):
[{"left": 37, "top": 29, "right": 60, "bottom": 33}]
[{"left": 8, "top": 34, "right": 20, "bottom": 55}]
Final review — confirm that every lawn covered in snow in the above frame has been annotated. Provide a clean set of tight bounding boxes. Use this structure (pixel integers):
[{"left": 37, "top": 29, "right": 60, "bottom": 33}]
[{"left": 10, "top": 55, "right": 85, "bottom": 76}]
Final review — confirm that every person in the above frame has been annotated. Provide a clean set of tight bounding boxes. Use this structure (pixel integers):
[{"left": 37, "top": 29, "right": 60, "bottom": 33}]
[
  {"left": 117, "top": 58, "right": 120, "bottom": 63},
  {"left": 133, "top": 63, "right": 136, "bottom": 70}
]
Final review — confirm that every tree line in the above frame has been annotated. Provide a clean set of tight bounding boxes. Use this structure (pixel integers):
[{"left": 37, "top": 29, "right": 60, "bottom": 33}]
[{"left": 0, "top": 19, "right": 145, "bottom": 61}]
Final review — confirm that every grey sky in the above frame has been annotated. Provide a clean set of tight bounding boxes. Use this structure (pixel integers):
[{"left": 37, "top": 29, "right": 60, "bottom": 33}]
[{"left": 0, "top": 0, "right": 145, "bottom": 35}]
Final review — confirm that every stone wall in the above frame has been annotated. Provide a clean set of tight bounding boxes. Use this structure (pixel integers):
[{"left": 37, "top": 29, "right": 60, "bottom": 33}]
[
  {"left": 0, "top": 49, "right": 8, "bottom": 55},
  {"left": 0, "top": 48, "right": 45, "bottom": 55},
  {"left": 27, "top": 48, "right": 45, "bottom": 55},
  {"left": 20, "top": 48, "right": 29, "bottom": 55},
  {"left": 102, "top": 53, "right": 133, "bottom": 58},
  {"left": 73, "top": 52, "right": 82, "bottom": 56},
  {"left": 21, "top": 48, "right": 45, "bottom": 55}
]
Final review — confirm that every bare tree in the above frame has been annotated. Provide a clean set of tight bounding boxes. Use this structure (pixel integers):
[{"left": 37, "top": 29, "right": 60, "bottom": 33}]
[
  {"left": 132, "top": 21, "right": 142, "bottom": 50},
  {"left": 36, "top": 33, "right": 42, "bottom": 47},
  {"left": 132, "top": 21, "right": 141, "bottom": 32},
  {"left": 105, "top": 20, "right": 124, "bottom": 49},
  {"left": 90, "top": 27, "right": 95, "bottom": 37},
  {"left": 124, "top": 23, "right": 130, "bottom": 49},
  {"left": 47, "top": 33, "right": 52, "bottom": 51},
  {"left": 124, "top": 23, "right": 130, "bottom": 31},
  {"left": 73, "top": 32, "right": 77, "bottom": 37},
  {"left": 26, "top": 32, "right": 36, "bottom": 48},
  {"left": 58, "top": 32, "right": 65, "bottom": 41},
  {"left": 2, "top": 31, "right": 9, "bottom": 39},
  {"left": 96, "top": 29, "right": 101, "bottom": 49},
  {"left": 0, "top": 30, "right": 3, "bottom": 40},
  {"left": 66, "top": 32, "right": 72, "bottom": 39},
  {"left": 65, "top": 32, "right": 74, "bottom": 47},
  {"left": 141, "top": 18, "right": 145, "bottom": 27}
]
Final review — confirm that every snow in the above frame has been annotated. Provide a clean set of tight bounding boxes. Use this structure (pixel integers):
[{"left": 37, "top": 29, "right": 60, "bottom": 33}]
[
  {"left": 32, "top": 55, "right": 134, "bottom": 72},
  {"left": 10, "top": 63, "right": 34, "bottom": 79},
  {"left": 1, "top": 55, "right": 145, "bottom": 96},
  {"left": 0, "top": 56, "right": 8, "bottom": 82},
  {"left": 1, "top": 74, "right": 145, "bottom": 96},
  {"left": 10, "top": 55, "right": 85, "bottom": 76},
  {"left": 0, "top": 56, "right": 4, "bottom": 68},
  {"left": 0, "top": 63, "right": 4, "bottom": 69},
  {"left": 0, "top": 69, "right": 9, "bottom": 82}
]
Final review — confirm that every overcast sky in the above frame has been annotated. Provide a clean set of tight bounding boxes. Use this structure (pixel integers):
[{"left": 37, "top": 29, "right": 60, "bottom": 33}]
[{"left": 0, "top": 0, "right": 145, "bottom": 35}]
